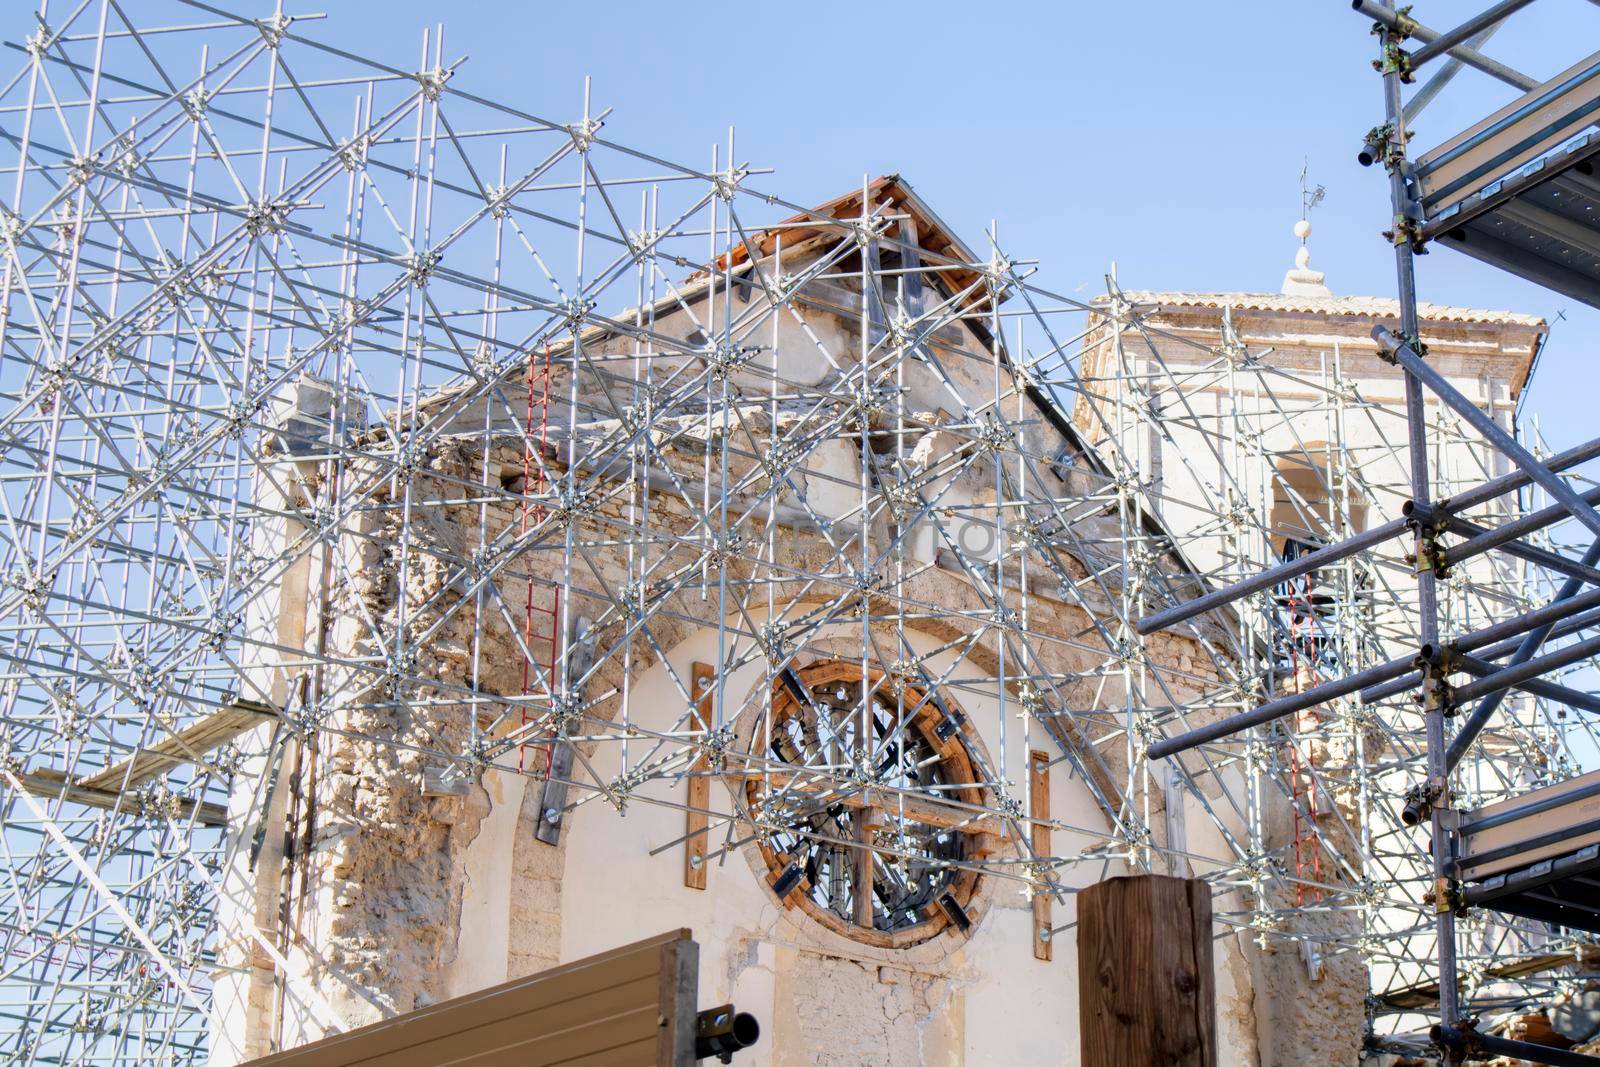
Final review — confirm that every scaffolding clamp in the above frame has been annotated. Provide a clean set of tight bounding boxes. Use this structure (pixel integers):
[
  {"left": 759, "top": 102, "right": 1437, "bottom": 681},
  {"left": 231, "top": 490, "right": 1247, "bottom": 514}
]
[
  {"left": 1375, "top": 330, "right": 1427, "bottom": 365},
  {"left": 1431, "top": 1017, "right": 1480, "bottom": 1057},
  {"left": 1414, "top": 620, "right": 1456, "bottom": 718},
  {"left": 1420, "top": 668, "right": 1455, "bottom": 716},
  {"left": 1423, "top": 876, "right": 1463, "bottom": 915},
  {"left": 1401, "top": 779, "right": 1444, "bottom": 826},
  {"left": 1405, "top": 502, "right": 1452, "bottom": 577},
  {"left": 1384, "top": 214, "right": 1428, "bottom": 253},
  {"left": 1372, "top": 39, "right": 1415, "bottom": 83},
  {"left": 1368, "top": 4, "right": 1418, "bottom": 41},
  {"left": 1417, "top": 537, "right": 1451, "bottom": 578},
  {"left": 1361, "top": 123, "right": 1414, "bottom": 173},
  {"left": 1358, "top": 124, "right": 1393, "bottom": 168},
  {"left": 1415, "top": 640, "right": 1459, "bottom": 676}
]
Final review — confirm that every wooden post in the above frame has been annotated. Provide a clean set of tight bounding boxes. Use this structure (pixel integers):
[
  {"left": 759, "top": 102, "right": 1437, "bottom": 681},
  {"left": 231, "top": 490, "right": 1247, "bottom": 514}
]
[
  {"left": 683, "top": 663, "right": 714, "bottom": 889},
  {"left": 852, "top": 805, "right": 881, "bottom": 928},
  {"left": 1028, "top": 749, "right": 1052, "bottom": 961},
  {"left": 1077, "top": 874, "right": 1215, "bottom": 1067}
]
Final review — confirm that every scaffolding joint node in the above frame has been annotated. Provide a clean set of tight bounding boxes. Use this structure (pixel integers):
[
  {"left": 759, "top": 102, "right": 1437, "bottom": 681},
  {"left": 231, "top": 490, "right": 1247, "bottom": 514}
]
[
  {"left": 1424, "top": 876, "right": 1464, "bottom": 915},
  {"left": 1401, "top": 780, "right": 1444, "bottom": 825},
  {"left": 1384, "top": 214, "right": 1428, "bottom": 253},
  {"left": 1373, "top": 39, "right": 1416, "bottom": 83},
  {"left": 1372, "top": 325, "right": 1426, "bottom": 363},
  {"left": 1430, "top": 1017, "right": 1480, "bottom": 1057},
  {"left": 1358, "top": 123, "right": 1394, "bottom": 167}
]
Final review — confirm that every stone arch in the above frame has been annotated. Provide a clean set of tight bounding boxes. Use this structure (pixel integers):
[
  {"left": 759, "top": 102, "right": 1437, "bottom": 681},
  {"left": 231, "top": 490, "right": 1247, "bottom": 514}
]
[{"left": 1269, "top": 441, "right": 1366, "bottom": 556}]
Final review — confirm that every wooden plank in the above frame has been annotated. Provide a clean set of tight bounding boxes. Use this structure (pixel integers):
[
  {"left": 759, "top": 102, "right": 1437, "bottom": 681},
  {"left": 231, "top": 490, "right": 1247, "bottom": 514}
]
[
  {"left": 1078, "top": 874, "right": 1214, "bottom": 1067},
  {"left": 242, "top": 929, "right": 694, "bottom": 1067},
  {"left": 684, "top": 663, "right": 715, "bottom": 890},
  {"left": 14, "top": 769, "right": 229, "bottom": 826},
  {"left": 1377, "top": 950, "right": 1580, "bottom": 1010},
  {"left": 533, "top": 741, "right": 577, "bottom": 845},
  {"left": 339, "top": 981, "right": 661, "bottom": 1066},
  {"left": 1029, "top": 749, "right": 1052, "bottom": 963},
  {"left": 75, "top": 701, "right": 276, "bottom": 793},
  {"left": 562, "top": 1038, "right": 660, "bottom": 1066}
]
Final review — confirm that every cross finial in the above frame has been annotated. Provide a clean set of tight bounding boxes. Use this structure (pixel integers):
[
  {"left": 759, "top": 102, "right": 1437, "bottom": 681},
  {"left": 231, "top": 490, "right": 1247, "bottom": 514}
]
[
  {"left": 1299, "top": 158, "right": 1326, "bottom": 233},
  {"left": 1283, "top": 159, "right": 1331, "bottom": 296}
]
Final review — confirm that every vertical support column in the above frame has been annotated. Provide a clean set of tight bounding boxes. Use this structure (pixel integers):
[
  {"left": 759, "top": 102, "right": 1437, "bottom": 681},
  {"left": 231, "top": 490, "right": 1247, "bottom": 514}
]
[
  {"left": 1376, "top": 23, "right": 1462, "bottom": 1062},
  {"left": 684, "top": 662, "right": 714, "bottom": 890},
  {"left": 212, "top": 374, "right": 335, "bottom": 1062},
  {"left": 1029, "top": 749, "right": 1052, "bottom": 962},
  {"left": 852, "top": 805, "right": 880, "bottom": 928},
  {"left": 1078, "top": 874, "right": 1215, "bottom": 1067}
]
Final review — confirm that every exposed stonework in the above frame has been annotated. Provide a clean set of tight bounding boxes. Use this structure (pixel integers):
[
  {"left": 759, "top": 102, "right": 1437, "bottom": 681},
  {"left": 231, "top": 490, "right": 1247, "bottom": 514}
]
[
  {"left": 769, "top": 948, "right": 966, "bottom": 1066},
  {"left": 295, "top": 451, "right": 509, "bottom": 1025}
]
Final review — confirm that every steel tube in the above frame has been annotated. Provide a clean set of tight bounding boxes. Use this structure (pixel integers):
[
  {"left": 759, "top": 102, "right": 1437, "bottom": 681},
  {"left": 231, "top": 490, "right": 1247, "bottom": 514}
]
[
  {"left": 1409, "top": 0, "right": 1540, "bottom": 69},
  {"left": 1455, "top": 654, "right": 1600, "bottom": 713},
  {"left": 1352, "top": 656, "right": 1431, "bottom": 706},
  {"left": 1135, "top": 518, "right": 1406, "bottom": 635},
  {"left": 1358, "top": 670, "right": 1423, "bottom": 706},
  {"left": 1146, "top": 655, "right": 1415, "bottom": 761},
  {"left": 1469, "top": 1033, "right": 1600, "bottom": 1067},
  {"left": 1447, "top": 534, "right": 1600, "bottom": 770},
  {"left": 1465, "top": 536, "right": 1600, "bottom": 587},
  {"left": 1443, "top": 432, "right": 1600, "bottom": 514},
  {"left": 1352, "top": 1, "right": 1538, "bottom": 92},
  {"left": 1405, "top": 23, "right": 1503, "bottom": 122},
  {"left": 1440, "top": 484, "right": 1600, "bottom": 573},
  {"left": 1455, "top": 584, "right": 1600, "bottom": 655},
  {"left": 1448, "top": 531, "right": 1600, "bottom": 587},
  {"left": 1448, "top": 630, "right": 1600, "bottom": 707},
  {"left": 1377, "top": 326, "right": 1600, "bottom": 541},
  {"left": 1372, "top": 36, "right": 1465, "bottom": 1048},
  {"left": 1410, "top": 499, "right": 1600, "bottom": 585},
  {"left": 1137, "top": 428, "right": 1600, "bottom": 641},
  {"left": 1475, "top": 603, "right": 1600, "bottom": 659}
]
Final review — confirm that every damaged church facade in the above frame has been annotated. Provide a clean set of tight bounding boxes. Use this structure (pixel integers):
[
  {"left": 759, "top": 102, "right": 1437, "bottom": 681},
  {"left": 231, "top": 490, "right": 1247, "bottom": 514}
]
[
  {"left": 207, "top": 174, "right": 1557, "bottom": 1066},
  {"left": 2, "top": 7, "right": 1596, "bottom": 1067}
]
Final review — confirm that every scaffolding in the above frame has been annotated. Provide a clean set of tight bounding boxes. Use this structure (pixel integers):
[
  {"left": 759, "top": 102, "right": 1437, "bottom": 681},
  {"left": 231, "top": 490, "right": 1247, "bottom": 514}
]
[
  {"left": 1144, "top": 4, "right": 1600, "bottom": 1064},
  {"left": 0, "top": 1, "right": 1591, "bottom": 1064}
]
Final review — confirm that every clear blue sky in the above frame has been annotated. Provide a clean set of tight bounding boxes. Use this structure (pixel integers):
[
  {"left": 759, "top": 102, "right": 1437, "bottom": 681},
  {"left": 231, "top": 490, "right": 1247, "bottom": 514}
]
[{"left": 340, "top": 0, "right": 1598, "bottom": 451}]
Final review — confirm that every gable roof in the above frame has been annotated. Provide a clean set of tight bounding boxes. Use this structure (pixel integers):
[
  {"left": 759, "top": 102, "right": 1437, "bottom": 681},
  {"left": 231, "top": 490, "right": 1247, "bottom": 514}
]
[{"left": 698, "top": 174, "right": 995, "bottom": 311}]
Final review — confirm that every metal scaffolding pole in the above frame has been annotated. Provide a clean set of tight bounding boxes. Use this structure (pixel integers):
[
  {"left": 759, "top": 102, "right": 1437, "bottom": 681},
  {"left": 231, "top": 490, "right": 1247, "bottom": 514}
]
[{"left": 0, "top": 3, "right": 1588, "bottom": 1064}]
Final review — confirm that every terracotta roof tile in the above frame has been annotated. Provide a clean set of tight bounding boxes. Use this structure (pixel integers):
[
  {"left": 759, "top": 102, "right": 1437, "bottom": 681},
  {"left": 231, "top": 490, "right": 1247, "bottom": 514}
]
[{"left": 1112, "top": 290, "right": 1546, "bottom": 329}]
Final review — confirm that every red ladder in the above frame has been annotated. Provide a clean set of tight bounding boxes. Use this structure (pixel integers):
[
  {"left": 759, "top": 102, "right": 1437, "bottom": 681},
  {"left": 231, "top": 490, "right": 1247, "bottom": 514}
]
[
  {"left": 1285, "top": 571, "right": 1323, "bottom": 905},
  {"left": 521, "top": 343, "right": 561, "bottom": 779}
]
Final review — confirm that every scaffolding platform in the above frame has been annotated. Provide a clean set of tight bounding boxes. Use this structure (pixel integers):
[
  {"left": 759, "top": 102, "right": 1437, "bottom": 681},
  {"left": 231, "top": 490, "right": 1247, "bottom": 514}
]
[
  {"left": 1459, "top": 770, "right": 1600, "bottom": 934},
  {"left": 1415, "top": 51, "right": 1600, "bottom": 308}
]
